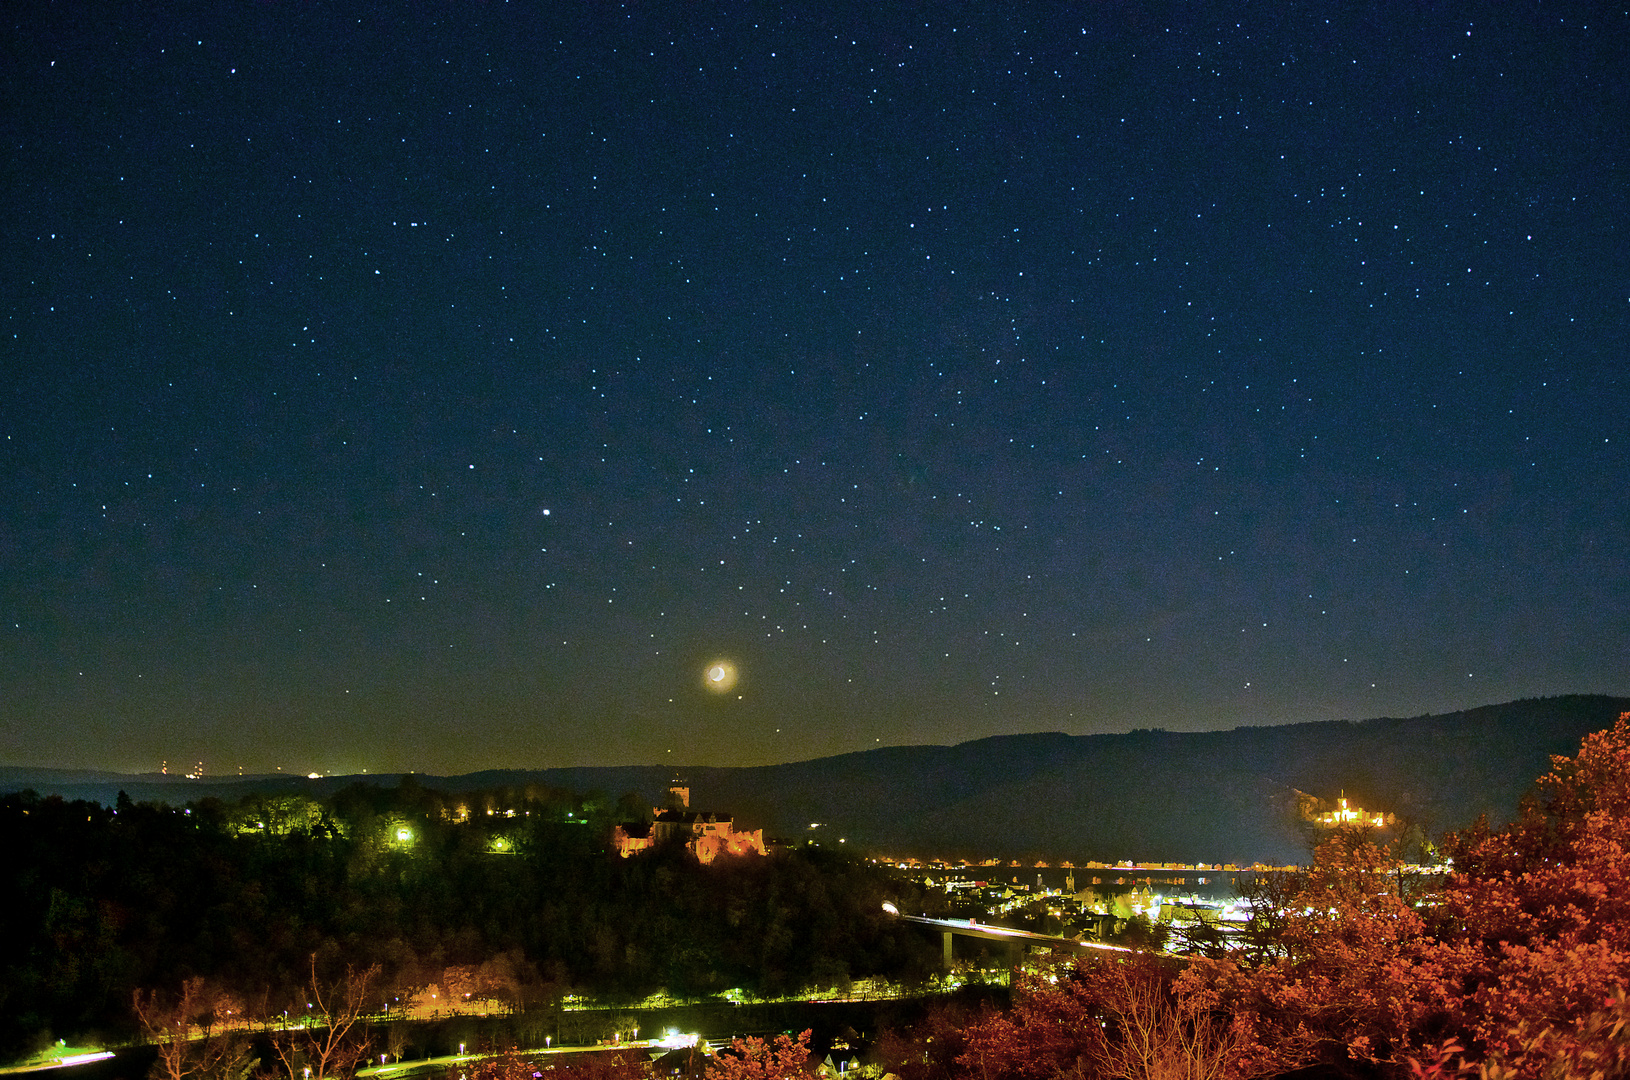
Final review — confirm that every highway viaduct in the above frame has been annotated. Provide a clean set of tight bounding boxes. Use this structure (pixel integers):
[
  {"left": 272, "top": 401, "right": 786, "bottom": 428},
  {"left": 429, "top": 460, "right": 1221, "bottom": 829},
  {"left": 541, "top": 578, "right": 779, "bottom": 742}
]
[{"left": 894, "top": 914, "right": 1133, "bottom": 968}]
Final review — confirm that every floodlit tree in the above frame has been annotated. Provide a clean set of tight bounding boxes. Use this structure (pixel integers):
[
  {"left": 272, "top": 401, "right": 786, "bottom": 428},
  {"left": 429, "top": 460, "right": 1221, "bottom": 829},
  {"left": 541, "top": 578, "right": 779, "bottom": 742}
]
[
  {"left": 384, "top": 1023, "right": 408, "bottom": 1064},
  {"left": 958, "top": 958, "right": 1103, "bottom": 1080},
  {"left": 702, "top": 1029, "right": 812, "bottom": 1080},
  {"left": 1088, "top": 957, "right": 1248, "bottom": 1080},
  {"left": 874, "top": 997, "right": 979, "bottom": 1080},
  {"left": 265, "top": 957, "right": 381, "bottom": 1080},
  {"left": 133, "top": 978, "right": 252, "bottom": 1080},
  {"left": 230, "top": 794, "right": 325, "bottom": 837},
  {"left": 1178, "top": 711, "right": 1630, "bottom": 1078},
  {"left": 1177, "top": 835, "right": 1458, "bottom": 1074},
  {"left": 1424, "top": 711, "right": 1630, "bottom": 1075},
  {"left": 958, "top": 954, "right": 1250, "bottom": 1080}
]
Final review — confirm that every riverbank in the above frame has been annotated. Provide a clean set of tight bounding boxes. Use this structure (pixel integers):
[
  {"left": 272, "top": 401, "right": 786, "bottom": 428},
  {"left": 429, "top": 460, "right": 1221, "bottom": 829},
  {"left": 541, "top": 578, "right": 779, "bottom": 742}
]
[{"left": 19, "top": 984, "right": 1010, "bottom": 1080}]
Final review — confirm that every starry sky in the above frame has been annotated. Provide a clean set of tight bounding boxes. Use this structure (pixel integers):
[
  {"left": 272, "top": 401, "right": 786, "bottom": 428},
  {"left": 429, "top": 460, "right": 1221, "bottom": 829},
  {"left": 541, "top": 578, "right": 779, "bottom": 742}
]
[{"left": 4, "top": 2, "right": 1626, "bottom": 776}]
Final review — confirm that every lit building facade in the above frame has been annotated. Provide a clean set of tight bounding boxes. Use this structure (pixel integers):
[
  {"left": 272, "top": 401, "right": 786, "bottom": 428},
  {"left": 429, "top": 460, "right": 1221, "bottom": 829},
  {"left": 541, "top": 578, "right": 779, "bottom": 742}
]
[{"left": 612, "top": 781, "right": 765, "bottom": 863}]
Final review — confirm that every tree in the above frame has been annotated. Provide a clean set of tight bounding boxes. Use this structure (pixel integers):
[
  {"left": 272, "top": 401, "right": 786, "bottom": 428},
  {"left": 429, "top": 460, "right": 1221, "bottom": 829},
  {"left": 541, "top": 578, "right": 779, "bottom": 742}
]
[
  {"left": 1225, "top": 866, "right": 1306, "bottom": 967},
  {"left": 959, "top": 955, "right": 1249, "bottom": 1080},
  {"left": 231, "top": 795, "right": 325, "bottom": 838},
  {"left": 1086, "top": 957, "right": 1248, "bottom": 1080},
  {"left": 703, "top": 1029, "right": 812, "bottom": 1080},
  {"left": 1176, "top": 712, "right": 1630, "bottom": 1078},
  {"left": 133, "top": 978, "right": 251, "bottom": 1080},
  {"left": 265, "top": 957, "right": 380, "bottom": 1080},
  {"left": 1427, "top": 711, "right": 1630, "bottom": 1075},
  {"left": 1177, "top": 835, "right": 1457, "bottom": 1074},
  {"left": 385, "top": 1023, "right": 408, "bottom": 1064},
  {"left": 875, "top": 998, "right": 980, "bottom": 1080},
  {"left": 958, "top": 960, "right": 1102, "bottom": 1080}
]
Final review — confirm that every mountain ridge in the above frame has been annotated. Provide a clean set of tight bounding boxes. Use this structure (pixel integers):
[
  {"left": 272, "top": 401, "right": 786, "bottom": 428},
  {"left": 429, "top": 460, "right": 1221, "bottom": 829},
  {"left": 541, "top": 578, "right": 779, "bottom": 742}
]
[{"left": 5, "top": 694, "right": 1624, "bottom": 864}]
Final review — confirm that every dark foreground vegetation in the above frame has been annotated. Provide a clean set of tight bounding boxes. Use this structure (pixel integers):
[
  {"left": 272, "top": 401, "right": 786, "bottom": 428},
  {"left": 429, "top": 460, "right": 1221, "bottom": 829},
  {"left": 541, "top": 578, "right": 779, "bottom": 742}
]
[{"left": 8, "top": 712, "right": 1630, "bottom": 1078}]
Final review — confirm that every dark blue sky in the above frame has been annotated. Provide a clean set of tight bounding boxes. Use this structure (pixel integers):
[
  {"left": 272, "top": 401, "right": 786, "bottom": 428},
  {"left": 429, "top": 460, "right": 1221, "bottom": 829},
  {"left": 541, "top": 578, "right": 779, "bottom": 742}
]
[{"left": 4, "top": 1, "right": 1625, "bottom": 774}]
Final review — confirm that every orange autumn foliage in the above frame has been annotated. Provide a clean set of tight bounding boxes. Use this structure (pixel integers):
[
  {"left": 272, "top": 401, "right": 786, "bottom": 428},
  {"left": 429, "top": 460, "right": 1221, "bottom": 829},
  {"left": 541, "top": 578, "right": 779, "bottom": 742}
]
[
  {"left": 954, "top": 712, "right": 1630, "bottom": 1078},
  {"left": 959, "top": 953, "right": 1250, "bottom": 1080},
  {"left": 1177, "top": 836, "right": 1458, "bottom": 1073},
  {"left": 1428, "top": 711, "right": 1630, "bottom": 1075},
  {"left": 702, "top": 1029, "right": 812, "bottom": 1080}
]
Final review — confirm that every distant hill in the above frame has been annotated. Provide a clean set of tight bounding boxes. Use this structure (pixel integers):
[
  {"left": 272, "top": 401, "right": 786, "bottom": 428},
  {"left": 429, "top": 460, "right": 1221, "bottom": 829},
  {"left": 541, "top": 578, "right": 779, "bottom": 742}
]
[{"left": 4, "top": 694, "right": 1624, "bottom": 864}]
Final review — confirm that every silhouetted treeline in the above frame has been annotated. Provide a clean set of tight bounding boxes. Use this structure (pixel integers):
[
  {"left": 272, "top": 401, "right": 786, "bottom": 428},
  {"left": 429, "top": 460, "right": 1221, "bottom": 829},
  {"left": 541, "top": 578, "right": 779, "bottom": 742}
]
[{"left": 0, "top": 781, "right": 938, "bottom": 1058}]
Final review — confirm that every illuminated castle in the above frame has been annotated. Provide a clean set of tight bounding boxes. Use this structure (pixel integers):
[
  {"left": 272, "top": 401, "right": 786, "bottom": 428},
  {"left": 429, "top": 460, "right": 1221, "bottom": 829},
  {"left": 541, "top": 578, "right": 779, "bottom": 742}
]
[
  {"left": 1314, "top": 792, "right": 1394, "bottom": 829},
  {"left": 612, "top": 780, "right": 766, "bottom": 863}
]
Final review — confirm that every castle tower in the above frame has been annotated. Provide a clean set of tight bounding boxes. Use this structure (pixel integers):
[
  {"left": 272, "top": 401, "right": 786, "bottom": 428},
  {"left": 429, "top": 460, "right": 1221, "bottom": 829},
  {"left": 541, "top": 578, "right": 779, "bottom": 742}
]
[{"left": 666, "top": 779, "right": 690, "bottom": 810}]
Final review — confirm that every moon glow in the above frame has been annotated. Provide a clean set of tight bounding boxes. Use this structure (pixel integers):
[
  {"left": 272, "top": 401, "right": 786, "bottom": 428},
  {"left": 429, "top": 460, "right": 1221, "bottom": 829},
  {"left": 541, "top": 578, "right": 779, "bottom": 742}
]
[{"left": 702, "top": 660, "right": 739, "bottom": 693}]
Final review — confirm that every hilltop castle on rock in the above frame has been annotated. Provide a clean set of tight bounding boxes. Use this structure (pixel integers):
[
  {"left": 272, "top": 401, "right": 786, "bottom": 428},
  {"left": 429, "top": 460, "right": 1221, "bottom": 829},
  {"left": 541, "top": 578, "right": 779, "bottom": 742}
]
[{"left": 612, "top": 780, "right": 766, "bottom": 863}]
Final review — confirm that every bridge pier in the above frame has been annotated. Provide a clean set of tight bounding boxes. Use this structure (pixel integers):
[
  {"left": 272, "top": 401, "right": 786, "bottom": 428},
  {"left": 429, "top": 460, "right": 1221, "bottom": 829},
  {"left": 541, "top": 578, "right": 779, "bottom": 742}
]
[{"left": 942, "top": 931, "right": 953, "bottom": 970}]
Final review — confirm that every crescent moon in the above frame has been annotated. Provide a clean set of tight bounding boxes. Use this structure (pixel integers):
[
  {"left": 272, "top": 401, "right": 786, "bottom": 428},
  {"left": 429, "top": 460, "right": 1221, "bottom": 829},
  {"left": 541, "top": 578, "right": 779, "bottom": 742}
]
[{"left": 702, "top": 660, "right": 739, "bottom": 693}]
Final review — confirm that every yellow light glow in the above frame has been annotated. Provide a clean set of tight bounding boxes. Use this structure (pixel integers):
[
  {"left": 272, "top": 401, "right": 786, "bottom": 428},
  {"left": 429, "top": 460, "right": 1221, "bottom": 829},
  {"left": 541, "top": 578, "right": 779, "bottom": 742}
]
[{"left": 702, "top": 659, "right": 739, "bottom": 693}]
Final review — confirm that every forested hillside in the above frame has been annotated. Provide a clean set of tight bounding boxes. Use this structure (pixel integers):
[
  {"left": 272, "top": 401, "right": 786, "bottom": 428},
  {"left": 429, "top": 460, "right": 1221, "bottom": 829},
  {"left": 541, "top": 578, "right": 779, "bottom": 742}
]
[{"left": 0, "top": 781, "right": 936, "bottom": 1058}]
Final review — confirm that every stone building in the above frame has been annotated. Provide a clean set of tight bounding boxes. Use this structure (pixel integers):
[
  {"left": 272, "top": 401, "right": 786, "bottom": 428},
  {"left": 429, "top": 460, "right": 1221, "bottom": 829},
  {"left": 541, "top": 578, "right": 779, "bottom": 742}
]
[{"left": 612, "top": 780, "right": 765, "bottom": 863}]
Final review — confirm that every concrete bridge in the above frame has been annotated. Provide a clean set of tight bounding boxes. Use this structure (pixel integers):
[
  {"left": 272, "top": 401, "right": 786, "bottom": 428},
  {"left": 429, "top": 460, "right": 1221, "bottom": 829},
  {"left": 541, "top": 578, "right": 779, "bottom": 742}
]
[{"left": 894, "top": 914, "right": 1133, "bottom": 968}]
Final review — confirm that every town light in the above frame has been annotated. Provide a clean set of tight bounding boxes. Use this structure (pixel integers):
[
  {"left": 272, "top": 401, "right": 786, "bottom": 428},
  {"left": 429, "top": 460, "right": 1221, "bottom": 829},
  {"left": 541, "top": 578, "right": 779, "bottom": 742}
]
[{"left": 655, "top": 1032, "right": 699, "bottom": 1049}]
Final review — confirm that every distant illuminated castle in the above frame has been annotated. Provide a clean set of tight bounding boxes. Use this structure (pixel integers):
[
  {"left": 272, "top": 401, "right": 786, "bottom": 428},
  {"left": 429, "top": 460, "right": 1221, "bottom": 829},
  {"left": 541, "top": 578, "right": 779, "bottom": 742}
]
[
  {"left": 612, "top": 779, "right": 766, "bottom": 863},
  {"left": 1312, "top": 792, "right": 1394, "bottom": 829}
]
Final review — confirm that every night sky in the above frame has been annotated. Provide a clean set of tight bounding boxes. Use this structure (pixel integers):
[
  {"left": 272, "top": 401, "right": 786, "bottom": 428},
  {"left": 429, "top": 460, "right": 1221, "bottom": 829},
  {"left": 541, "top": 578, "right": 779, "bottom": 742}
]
[{"left": 4, "top": 2, "right": 1626, "bottom": 776}]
